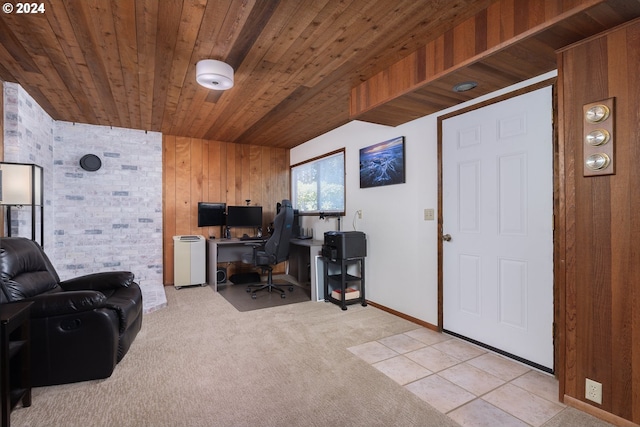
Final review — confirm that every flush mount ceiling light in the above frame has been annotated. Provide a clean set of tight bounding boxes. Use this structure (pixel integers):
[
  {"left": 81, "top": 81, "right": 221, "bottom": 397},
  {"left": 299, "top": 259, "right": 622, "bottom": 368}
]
[
  {"left": 452, "top": 81, "right": 478, "bottom": 93},
  {"left": 196, "top": 59, "right": 234, "bottom": 90}
]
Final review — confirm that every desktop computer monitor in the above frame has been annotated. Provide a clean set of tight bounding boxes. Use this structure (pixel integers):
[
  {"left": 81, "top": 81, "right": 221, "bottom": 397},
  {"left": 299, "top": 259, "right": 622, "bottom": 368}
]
[
  {"left": 197, "top": 202, "right": 226, "bottom": 227},
  {"left": 226, "top": 205, "right": 263, "bottom": 227}
]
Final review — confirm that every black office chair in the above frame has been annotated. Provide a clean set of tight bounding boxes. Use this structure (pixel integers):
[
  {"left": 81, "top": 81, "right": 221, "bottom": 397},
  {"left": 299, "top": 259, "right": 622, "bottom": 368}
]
[{"left": 242, "top": 199, "right": 294, "bottom": 299}]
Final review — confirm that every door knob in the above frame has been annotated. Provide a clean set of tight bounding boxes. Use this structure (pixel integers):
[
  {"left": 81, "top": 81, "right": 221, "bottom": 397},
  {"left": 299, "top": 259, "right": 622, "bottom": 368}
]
[{"left": 442, "top": 234, "right": 452, "bottom": 242}]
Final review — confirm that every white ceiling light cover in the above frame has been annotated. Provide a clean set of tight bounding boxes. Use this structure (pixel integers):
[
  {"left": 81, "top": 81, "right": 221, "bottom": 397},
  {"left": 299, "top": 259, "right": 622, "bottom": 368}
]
[{"left": 196, "top": 59, "right": 234, "bottom": 90}]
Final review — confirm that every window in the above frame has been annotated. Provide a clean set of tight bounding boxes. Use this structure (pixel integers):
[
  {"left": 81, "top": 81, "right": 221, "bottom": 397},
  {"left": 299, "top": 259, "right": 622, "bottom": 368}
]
[{"left": 291, "top": 149, "right": 345, "bottom": 214}]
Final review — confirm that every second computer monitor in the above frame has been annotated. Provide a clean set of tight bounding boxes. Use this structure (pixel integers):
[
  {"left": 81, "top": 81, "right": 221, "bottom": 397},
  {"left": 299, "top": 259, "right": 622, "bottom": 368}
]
[
  {"left": 226, "top": 205, "right": 263, "bottom": 228},
  {"left": 197, "top": 202, "right": 226, "bottom": 227}
]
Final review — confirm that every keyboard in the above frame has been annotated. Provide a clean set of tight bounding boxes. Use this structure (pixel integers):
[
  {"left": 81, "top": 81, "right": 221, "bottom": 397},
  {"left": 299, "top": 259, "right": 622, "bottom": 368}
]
[{"left": 240, "top": 236, "right": 263, "bottom": 241}]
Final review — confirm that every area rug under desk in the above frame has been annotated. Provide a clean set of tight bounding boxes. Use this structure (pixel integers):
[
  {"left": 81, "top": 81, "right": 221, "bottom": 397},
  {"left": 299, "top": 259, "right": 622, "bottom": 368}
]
[{"left": 216, "top": 280, "right": 311, "bottom": 312}]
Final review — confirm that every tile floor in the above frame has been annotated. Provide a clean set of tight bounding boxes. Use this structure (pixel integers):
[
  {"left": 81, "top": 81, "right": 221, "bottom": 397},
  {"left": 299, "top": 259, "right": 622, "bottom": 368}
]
[{"left": 349, "top": 327, "right": 575, "bottom": 427}]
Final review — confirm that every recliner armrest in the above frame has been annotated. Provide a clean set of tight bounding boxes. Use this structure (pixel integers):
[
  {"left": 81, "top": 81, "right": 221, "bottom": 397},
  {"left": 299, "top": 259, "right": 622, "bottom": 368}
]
[
  {"left": 59, "top": 271, "right": 135, "bottom": 292},
  {"left": 28, "top": 290, "right": 107, "bottom": 318}
]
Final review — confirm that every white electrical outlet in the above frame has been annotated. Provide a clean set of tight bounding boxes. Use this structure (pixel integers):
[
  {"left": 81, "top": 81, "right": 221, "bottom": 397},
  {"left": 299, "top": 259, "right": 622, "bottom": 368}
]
[
  {"left": 585, "top": 378, "right": 602, "bottom": 404},
  {"left": 357, "top": 210, "right": 362, "bottom": 219}
]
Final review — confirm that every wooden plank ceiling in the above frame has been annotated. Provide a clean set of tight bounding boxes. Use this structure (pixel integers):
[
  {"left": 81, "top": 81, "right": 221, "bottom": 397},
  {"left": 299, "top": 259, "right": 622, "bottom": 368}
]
[{"left": 0, "top": 0, "right": 639, "bottom": 149}]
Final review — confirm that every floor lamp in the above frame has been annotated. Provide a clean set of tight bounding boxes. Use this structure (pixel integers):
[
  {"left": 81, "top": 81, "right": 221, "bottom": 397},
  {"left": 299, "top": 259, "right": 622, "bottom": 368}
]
[{"left": 0, "top": 162, "right": 44, "bottom": 247}]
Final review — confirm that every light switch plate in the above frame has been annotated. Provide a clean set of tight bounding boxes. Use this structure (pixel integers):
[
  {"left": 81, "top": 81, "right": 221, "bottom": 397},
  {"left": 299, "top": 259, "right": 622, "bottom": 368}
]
[{"left": 424, "top": 208, "right": 434, "bottom": 221}]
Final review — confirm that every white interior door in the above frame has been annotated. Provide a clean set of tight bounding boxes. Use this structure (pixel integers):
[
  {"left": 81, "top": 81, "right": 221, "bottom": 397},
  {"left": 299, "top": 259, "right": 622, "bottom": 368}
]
[{"left": 442, "top": 86, "right": 554, "bottom": 371}]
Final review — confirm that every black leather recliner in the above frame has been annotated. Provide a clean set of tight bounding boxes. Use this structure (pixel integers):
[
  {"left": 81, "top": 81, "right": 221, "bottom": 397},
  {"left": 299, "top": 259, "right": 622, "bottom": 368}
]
[{"left": 0, "top": 237, "right": 143, "bottom": 386}]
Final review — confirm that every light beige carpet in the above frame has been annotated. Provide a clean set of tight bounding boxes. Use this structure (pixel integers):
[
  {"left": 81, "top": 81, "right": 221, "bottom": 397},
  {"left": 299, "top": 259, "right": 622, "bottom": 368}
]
[{"left": 11, "top": 286, "right": 459, "bottom": 427}]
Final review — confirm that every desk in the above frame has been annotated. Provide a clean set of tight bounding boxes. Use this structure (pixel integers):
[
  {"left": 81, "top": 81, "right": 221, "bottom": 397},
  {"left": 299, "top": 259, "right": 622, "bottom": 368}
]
[
  {"left": 206, "top": 238, "right": 262, "bottom": 291},
  {"left": 288, "top": 239, "right": 324, "bottom": 301},
  {"left": 206, "top": 238, "right": 325, "bottom": 300}
]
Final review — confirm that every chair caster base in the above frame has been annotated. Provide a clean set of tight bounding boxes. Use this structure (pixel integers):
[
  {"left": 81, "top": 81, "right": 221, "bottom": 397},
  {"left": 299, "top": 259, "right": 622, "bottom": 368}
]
[{"left": 247, "top": 282, "right": 292, "bottom": 299}]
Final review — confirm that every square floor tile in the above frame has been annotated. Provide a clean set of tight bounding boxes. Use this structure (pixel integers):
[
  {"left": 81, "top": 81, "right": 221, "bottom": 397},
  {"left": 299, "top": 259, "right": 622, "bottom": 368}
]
[
  {"left": 404, "top": 328, "right": 451, "bottom": 346},
  {"left": 483, "top": 383, "right": 564, "bottom": 426},
  {"left": 405, "top": 374, "right": 476, "bottom": 413},
  {"left": 511, "top": 370, "right": 563, "bottom": 405},
  {"left": 378, "top": 333, "right": 426, "bottom": 354},
  {"left": 347, "top": 341, "right": 398, "bottom": 364},
  {"left": 448, "top": 399, "right": 530, "bottom": 427},
  {"left": 438, "top": 363, "right": 505, "bottom": 396},
  {"left": 466, "top": 353, "right": 530, "bottom": 381},
  {"left": 433, "top": 338, "right": 487, "bottom": 361},
  {"left": 372, "top": 355, "right": 432, "bottom": 385},
  {"left": 405, "top": 346, "right": 461, "bottom": 372}
]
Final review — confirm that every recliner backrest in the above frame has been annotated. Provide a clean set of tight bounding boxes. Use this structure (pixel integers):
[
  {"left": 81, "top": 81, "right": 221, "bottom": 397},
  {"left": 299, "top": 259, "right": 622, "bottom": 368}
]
[
  {"left": 0, "top": 237, "right": 61, "bottom": 302},
  {"left": 263, "top": 199, "right": 294, "bottom": 265}
]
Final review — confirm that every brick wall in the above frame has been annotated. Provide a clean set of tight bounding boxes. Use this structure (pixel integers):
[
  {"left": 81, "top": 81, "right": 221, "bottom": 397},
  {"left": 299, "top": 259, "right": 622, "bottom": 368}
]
[
  {"left": 3, "top": 83, "right": 165, "bottom": 310},
  {"left": 2, "top": 82, "right": 54, "bottom": 240},
  {"left": 52, "top": 121, "right": 163, "bottom": 289}
]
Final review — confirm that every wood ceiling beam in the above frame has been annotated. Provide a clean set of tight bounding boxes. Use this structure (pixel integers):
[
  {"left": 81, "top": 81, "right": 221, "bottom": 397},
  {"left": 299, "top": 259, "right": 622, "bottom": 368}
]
[{"left": 349, "top": 0, "right": 640, "bottom": 126}]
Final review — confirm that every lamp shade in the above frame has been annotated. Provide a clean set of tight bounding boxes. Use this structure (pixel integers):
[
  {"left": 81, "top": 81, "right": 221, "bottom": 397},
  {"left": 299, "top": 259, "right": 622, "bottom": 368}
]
[
  {"left": 0, "top": 162, "right": 42, "bottom": 206},
  {"left": 196, "top": 60, "right": 234, "bottom": 90}
]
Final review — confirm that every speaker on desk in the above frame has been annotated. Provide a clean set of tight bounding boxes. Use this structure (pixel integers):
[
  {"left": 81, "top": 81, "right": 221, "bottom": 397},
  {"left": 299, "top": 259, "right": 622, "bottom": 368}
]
[{"left": 216, "top": 267, "right": 227, "bottom": 284}]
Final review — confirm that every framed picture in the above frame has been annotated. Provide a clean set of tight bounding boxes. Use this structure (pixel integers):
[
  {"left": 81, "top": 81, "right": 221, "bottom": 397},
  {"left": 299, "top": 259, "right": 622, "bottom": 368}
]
[{"left": 359, "top": 136, "right": 406, "bottom": 188}]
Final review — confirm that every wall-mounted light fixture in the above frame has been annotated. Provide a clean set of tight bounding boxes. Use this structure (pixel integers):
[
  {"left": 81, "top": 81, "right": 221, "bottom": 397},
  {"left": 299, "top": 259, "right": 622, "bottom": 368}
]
[
  {"left": 583, "top": 98, "right": 615, "bottom": 177},
  {"left": 196, "top": 59, "right": 234, "bottom": 90},
  {"left": 0, "top": 162, "right": 44, "bottom": 246}
]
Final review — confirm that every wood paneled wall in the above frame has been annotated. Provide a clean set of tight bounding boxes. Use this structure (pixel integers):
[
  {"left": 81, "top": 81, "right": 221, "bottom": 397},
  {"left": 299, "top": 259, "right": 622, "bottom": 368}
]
[
  {"left": 163, "top": 136, "right": 290, "bottom": 285},
  {"left": 557, "top": 19, "right": 640, "bottom": 424}
]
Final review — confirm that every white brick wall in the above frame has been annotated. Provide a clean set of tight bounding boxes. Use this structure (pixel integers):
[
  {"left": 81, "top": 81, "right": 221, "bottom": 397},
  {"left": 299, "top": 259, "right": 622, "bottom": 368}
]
[
  {"left": 3, "top": 83, "right": 166, "bottom": 312},
  {"left": 52, "top": 122, "right": 163, "bottom": 292},
  {"left": 2, "top": 83, "right": 54, "bottom": 241}
]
